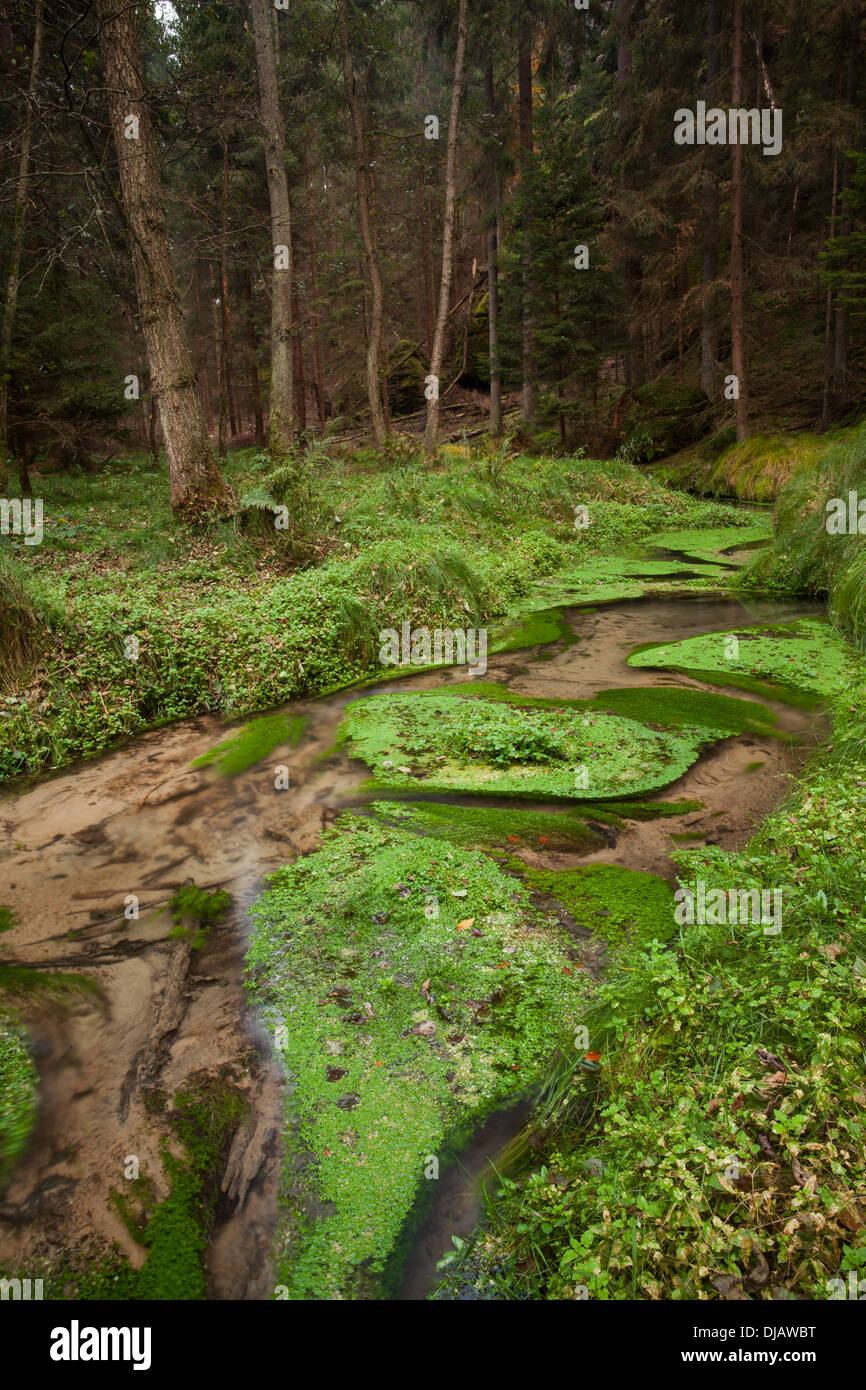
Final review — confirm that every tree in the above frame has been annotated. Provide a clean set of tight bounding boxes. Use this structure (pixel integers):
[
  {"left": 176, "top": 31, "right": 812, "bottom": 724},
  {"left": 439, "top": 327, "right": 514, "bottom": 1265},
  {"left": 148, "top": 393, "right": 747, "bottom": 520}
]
[
  {"left": 483, "top": 52, "right": 503, "bottom": 435},
  {"left": 0, "top": 0, "right": 44, "bottom": 492},
  {"left": 517, "top": 18, "right": 538, "bottom": 420},
  {"left": 700, "top": 0, "right": 722, "bottom": 399},
  {"left": 250, "top": 0, "right": 295, "bottom": 457},
  {"left": 730, "top": 0, "right": 749, "bottom": 440},
  {"left": 94, "top": 0, "right": 230, "bottom": 514},
  {"left": 424, "top": 0, "right": 469, "bottom": 461},
  {"left": 336, "top": 0, "right": 387, "bottom": 447}
]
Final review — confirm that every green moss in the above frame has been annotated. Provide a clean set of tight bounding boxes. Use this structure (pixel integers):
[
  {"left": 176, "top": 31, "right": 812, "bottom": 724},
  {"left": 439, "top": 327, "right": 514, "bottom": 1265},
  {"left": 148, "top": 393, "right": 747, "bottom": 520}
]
[
  {"left": 365, "top": 799, "right": 607, "bottom": 853},
  {"left": 192, "top": 712, "right": 308, "bottom": 776},
  {"left": 643, "top": 524, "right": 772, "bottom": 564},
  {"left": 490, "top": 608, "right": 571, "bottom": 654},
  {"left": 119, "top": 1076, "right": 249, "bottom": 1302},
  {"left": 245, "top": 816, "right": 586, "bottom": 1299},
  {"left": 0, "top": 1018, "right": 38, "bottom": 1189},
  {"left": 163, "top": 884, "right": 232, "bottom": 950},
  {"left": 627, "top": 618, "right": 853, "bottom": 702},
  {"left": 338, "top": 686, "right": 775, "bottom": 802},
  {"left": 516, "top": 863, "right": 677, "bottom": 948},
  {"left": 584, "top": 685, "right": 776, "bottom": 734}
]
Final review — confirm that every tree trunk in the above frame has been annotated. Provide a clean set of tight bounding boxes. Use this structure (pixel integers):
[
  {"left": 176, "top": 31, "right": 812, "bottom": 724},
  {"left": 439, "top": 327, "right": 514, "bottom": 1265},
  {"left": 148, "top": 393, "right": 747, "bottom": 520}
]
[
  {"left": 730, "top": 0, "right": 749, "bottom": 440},
  {"left": 421, "top": 172, "right": 435, "bottom": 357},
  {"left": 518, "top": 26, "right": 537, "bottom": 422},
  {"left": 336, "top": 0, "right": 387, "bottom": 447},
  {"left": 484, "top": 56, "right": 502, "bottom": 436},
  {"left": 221, "top": 138, "right": 237, "bottom": 440},
  {"left": 822, "top": 133, "right": 839, "bottom": 431},
  {"left": 615, "top": 0, "right": 643, "bottom": 388},
  {"left": 292, "top": 278, "right": 307, "bottom": 435},
  {"left": 833, "top": 29, "right": 860, "bottom": 408},
  {"left": 700, "top": 0, "right": 721, "bottom": 399},
  {"left": 250, "top": 0, "right": 295, "bottom": 457},
  {"left": 423, "top": 0, "right": 469, "bottom": 461},
  {"left": 303, "top": 144, "right": 328, "bottom": 432},
  {"left": 0, "top": 0, "right": 44, "bottom": 492},
  {"left": 244, "top": 272, "right": 266, "bottom": 446},
  {"left": 95, "top": 0, "right": 230, "bottom": 514},
  {"left": 213, "top": 266, "right": 229, "bottom": 457},
  {"left": 149, "top": 388, "right": 159, "bottom": 465}
]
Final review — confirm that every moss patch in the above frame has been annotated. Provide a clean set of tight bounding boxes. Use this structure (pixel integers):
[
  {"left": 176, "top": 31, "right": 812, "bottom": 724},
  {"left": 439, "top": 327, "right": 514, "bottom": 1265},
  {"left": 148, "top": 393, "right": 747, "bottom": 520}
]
[
  {"left": 365, "top": 799, "right": 607, "bottom": 853},
  {"left": 627, "top": 618, "right": 853, "bottom": 702},
  {"left": 642, "top": 524, "right": 772, "bottom": 565},
  {"left": 517, "top": 863, "right": 677, "bottom": 948},
  {"left": 0, "top": 1018, "right": 38, "bottom": 1189},
  {"left": 338, "top": 686, "right": 775, "bottom": 801},
  {"left": 192, "top": 712, "right": 307, "bottom": 776},
  {"left": 245, "top": 816, "right": 586, "bottom": 1299}
]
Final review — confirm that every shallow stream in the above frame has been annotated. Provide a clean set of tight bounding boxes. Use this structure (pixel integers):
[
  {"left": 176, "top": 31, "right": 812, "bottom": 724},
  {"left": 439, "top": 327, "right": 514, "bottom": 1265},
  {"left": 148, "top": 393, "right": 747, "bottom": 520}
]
[{"left": 0, "top": 589, "right": 827, "bottom": 1298}]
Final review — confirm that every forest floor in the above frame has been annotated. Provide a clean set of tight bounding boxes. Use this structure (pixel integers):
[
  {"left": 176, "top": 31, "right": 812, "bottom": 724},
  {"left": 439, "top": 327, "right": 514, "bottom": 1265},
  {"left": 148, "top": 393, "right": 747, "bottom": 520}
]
[{"left": 1, "top": 434, "right": 865, "bottom": 1302}]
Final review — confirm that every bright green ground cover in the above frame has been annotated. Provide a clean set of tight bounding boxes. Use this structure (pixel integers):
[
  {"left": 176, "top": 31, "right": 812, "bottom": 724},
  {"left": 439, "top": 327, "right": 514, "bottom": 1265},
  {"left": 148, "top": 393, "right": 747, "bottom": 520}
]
[
  {"left": 627, "top": 618, "right": 854, "bottom": 701},
  {"left": 338, "top": 684, "right": 777, "bottom": 801},
  {"left": 0, "top": 1018, "right": 38, "bottom": 1189},
  {"left": 0, "top": 448, "right": 760, "bottom": 781},
  {"left": 245, "top": 816, "right": 587, "bottom": 1298}
]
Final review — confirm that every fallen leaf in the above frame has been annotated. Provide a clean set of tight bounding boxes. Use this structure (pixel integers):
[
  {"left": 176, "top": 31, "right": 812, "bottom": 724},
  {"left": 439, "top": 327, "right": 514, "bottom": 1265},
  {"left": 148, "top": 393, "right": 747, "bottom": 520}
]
[
  {"left": 711, "top": 1274, "right": 750, "bottom": 1300},
  {"left": 455, "top": 918, "right": 475, "bottom": 931},
  {"left": 743, "top": 1251, "right": 770, "bottom": 1292},
  {"left": 757, "top": 1132, "right": 776, "bottom": 1161},
  {"left": 756, "top": 1048, "right": 785, "bottom": 1071}
]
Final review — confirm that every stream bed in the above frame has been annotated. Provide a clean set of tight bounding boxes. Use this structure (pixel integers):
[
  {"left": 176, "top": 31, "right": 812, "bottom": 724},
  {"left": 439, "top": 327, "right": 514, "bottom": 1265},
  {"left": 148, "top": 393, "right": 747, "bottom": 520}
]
[{"left": 0, "top": 589, "right": 828, "bottom": 1298}]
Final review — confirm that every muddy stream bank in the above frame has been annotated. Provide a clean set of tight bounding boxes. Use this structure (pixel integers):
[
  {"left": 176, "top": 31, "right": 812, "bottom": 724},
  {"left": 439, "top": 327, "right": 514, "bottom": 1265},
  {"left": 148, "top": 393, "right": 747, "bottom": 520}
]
[{"left": 0, "top": 592, "right": 827, "bottom": 1298}]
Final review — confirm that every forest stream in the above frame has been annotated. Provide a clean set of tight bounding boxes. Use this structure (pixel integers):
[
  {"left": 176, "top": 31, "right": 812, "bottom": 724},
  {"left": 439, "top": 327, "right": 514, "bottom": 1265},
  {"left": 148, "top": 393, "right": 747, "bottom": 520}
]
[{"left": 0, "top": 587, "right": 828, "bottom": 1299}]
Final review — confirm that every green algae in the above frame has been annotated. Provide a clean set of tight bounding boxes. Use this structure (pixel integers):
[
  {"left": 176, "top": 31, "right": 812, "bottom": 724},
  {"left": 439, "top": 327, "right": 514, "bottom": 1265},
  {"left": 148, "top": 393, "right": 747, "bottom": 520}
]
[
  {"left": 642, "top": 524, "right": 772, "bottom": 565},
  {"left": 627, "top": 617, "right": 853, "bottom": 702},
  {"left": 515, "top": 863, "right": 677, "bottom": 948},
  {"left": 245, "top": 816, "right": 585, "bottom": 1299},
  {"left": 365, "top": 799, "right": 608, "bottom": 853},
  {"left": 338, "top": 684, "right": 777, "bottom": 802},
  {"left": 0, "top": 1018, "right": 38, "bottom": 1190},
  {"left": 585, "top": 685, "right": 777, "bottom": 734},
  {"left": 341, "top": 692, "right": 712, "bottom": 799},
  {"left": 191, "top": 711, "right": 308, "bottom": 776},
  {"left": 490, "top": 607, "right": 571, "bottom": 654}
]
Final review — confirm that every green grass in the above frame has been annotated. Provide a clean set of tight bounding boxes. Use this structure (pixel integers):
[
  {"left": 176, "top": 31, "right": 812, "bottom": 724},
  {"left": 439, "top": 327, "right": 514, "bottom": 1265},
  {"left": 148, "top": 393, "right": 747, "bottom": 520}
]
[
  {"left": 434, "top": 626, "right": 866, "bottom": 1303},
  {"left": 0, "top": 1018, "right": 38, "bottom": 1189},
  {"left": 736, "top": 421, "right": 866, "bottom": 650}
]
